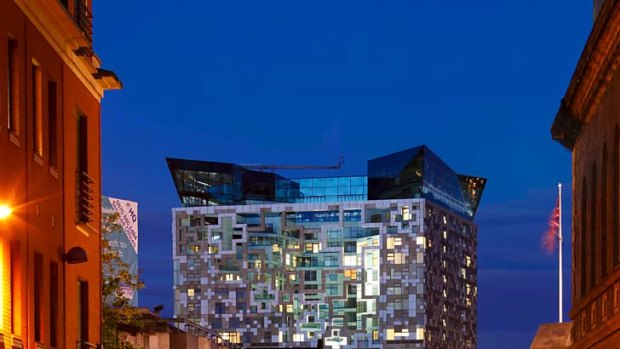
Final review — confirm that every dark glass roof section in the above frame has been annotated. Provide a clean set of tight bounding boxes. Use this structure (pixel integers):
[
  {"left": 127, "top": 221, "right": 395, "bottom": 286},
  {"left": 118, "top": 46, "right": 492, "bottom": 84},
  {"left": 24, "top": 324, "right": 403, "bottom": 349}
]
[
  {"left": 166, "top": 158, "right": 298, "bottom": 206},
  {"left": 167, "top": 145, "right": 485, "bottom": 219},
  {"left": 368, "top": 146, "right": 486, "bottom": 220}
]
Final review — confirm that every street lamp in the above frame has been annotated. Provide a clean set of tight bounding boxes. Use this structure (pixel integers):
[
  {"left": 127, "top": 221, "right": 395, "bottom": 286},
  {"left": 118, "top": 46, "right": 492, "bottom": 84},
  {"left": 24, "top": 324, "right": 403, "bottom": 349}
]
[{"left": 0, "top": 205, "right": 12, "bottom": 220}]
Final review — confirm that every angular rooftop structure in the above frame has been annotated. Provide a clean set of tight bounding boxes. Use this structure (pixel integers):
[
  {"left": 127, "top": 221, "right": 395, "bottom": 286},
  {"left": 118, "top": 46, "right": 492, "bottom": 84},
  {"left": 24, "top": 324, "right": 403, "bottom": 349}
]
[{"left": 167, "top": 145, "right": 485, "bottom": 220}]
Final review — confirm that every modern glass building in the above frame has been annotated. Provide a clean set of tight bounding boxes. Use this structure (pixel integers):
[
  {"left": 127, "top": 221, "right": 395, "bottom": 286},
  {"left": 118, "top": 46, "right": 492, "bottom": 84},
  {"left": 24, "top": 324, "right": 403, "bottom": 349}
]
[{"left": 169, "top": 146, "right": 485, "bottom": 349}]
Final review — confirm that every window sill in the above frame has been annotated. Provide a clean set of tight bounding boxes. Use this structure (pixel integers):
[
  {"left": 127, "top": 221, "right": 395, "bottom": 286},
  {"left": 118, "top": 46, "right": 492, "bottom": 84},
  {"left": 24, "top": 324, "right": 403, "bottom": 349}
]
[
  {"left": 9, "top": 132, "right": 20, "bottom": 147},
  {"left": 77, "top": 222, "right": 96, "bottom": 236},
  {"left": 50, "top": 166, "right": 59, "bottom": 179},
  {"left": 34, "top": 154, "right": 44, "bottom": 166}
]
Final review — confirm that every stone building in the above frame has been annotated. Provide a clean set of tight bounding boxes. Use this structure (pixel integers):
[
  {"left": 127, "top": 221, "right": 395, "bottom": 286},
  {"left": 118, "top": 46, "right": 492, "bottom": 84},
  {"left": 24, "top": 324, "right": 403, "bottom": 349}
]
[{"left": 547, "top": 0, "right": 620, "bottom": 347}]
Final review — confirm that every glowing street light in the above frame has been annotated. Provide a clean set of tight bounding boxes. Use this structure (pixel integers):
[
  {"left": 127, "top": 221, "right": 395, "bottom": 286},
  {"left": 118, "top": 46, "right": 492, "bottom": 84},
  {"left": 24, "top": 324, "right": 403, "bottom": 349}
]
[{"left": 0, "top": 205, "right": 12, "bottom": 220}]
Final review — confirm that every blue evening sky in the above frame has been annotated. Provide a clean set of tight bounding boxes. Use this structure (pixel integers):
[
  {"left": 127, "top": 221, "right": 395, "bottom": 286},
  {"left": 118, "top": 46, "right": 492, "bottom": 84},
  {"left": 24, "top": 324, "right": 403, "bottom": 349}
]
[{"left": 95, "top": 1, "right": 591, "bottom": 348}]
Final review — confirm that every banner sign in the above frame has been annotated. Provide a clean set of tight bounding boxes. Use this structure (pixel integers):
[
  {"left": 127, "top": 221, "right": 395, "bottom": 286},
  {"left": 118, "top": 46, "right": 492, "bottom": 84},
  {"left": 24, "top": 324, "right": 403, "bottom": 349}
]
[{"left": 102, "top": 196, "right": 139, "bottom": 307}]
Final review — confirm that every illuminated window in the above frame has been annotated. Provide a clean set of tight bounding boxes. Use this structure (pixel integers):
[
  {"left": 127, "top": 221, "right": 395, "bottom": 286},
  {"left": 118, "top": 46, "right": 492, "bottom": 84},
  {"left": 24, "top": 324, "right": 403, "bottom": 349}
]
[
  {"left": 372, "top": 330, "right": 379, "bottom": 341},
  {"left": 416, "top": 328, "right": 425, "bottom": 340},
  {"left": 211, "top": 231, "right": 221, "bottom": 241},
  {"left": 344, "top": 269, "right": 357, "bottom": 280},
  {"left": 221, "top": 332, "right": 241, "bottom": 344},
  {"left": 208, "top": 245, "right": 218, "bottom": 254},
  {"left": 402, "top": 207, "right": 412, "bottom": 221},
  {"left": 386, "top": 237, "right": 402, "bottom": 250},
  {"left": 343, "top": 255, "right": 357, "bottom": 266},
  {"left": 286, "top": 304, "right": 293, "bottom": 313},
  {"left": 386, "top": 329, "right": 395, "bottom": 341},
  {"left": 443, "top": 231, "right": 447, "bottom": 239},
  {"left": 188, "top": 288, "right": 194, "bottom": 297},
  {"left": 387, "top": 253, "right": 404, "bottom": 264},
  {"left": 466, "top": 256, "right": 472, "bottom": 267},
  {"left": 416, "top": 236, "right": 426, "bottom": 246}
]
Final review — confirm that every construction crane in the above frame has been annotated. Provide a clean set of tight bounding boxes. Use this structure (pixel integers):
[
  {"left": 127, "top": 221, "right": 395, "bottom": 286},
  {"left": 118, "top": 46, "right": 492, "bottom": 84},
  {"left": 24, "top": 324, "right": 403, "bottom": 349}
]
[{"left": 241, "top": 156, "right": 344, "bottom": 172}]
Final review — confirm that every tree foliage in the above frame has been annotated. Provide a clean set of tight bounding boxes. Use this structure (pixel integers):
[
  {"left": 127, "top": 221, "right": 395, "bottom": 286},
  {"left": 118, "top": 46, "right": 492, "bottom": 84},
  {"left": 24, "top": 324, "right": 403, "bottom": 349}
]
[{"left": 102, "top": 212, "right": 144, "bottom": 349}]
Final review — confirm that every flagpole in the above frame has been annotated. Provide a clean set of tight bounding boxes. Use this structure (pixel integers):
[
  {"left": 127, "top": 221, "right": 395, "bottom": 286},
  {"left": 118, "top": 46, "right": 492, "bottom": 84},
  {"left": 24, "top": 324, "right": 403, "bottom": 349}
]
[{"left": 558, "top": 182, "right": 563, "bottom": 323}]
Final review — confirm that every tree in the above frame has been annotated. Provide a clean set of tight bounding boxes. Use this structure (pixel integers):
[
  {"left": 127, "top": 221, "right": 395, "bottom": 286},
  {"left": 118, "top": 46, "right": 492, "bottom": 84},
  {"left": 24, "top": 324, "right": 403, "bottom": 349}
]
[{"left": 101, "top": 211, "right": 144, "bottom": 349}]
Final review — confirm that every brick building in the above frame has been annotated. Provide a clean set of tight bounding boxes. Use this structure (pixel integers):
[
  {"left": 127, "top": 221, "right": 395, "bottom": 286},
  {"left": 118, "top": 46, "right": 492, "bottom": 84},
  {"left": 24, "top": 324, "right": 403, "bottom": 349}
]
[
  {"left": 0, "top": 0, "right": 120, "bottom": 348},
  {"left": 549, "top": 0, "right": 620, "bottom": 347}
]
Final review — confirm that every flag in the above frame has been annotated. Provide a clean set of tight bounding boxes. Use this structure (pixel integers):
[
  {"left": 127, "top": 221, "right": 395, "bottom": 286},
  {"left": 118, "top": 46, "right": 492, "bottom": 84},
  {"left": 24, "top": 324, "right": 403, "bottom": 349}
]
[{"left": 542, "top": 199, "right": 560, "bottom": 254}]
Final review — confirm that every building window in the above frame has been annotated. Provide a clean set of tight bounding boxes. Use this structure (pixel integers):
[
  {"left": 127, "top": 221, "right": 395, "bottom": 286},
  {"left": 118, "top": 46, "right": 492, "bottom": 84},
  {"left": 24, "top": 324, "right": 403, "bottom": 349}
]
[
  {"left": 34, "top": 253, "right": 43, "bottom": 342},
  {"left": 581, "top": 178, "right": 587, "bottom": 298},
  {"left": 78, "top": 280, "right": 89, "bottom": 348},
  {"left": 602, "top": 145, "right": 608, "bottom": 277},
  {"left": 10, "top": 241, "right": 21, "bottom": 335},
  {"left": 50, "top": 262, "right": 58, "bottom": 347},
  {"left": 304, "top": 270, "right": 317, "bottom": 282},
  {"left": 32, "top": 62, "right": 42, "bottom": 157},
  {"left": 602, "top": 293, "right": 608, "bottom": 321},
  {"left": 591, "top": 163, "right": 597, "bottom": 288},
  {"left": 77, "top": 113, "right": 88, "bottom": 172},
  {"left": 326, "top": 284, "right": 339, "bottom": 296},
  {"left": 215, "top": 302, "right": 224, "bottom": 314},
  {"left": 614, "top": 126, "right": 619, "bottom": 266},
  {"left": 614, "top": 282, "right": 620, "bottom": 312},
  {"left": 591, "top": 302, "right": 597, "bottom": 329},
  {"left": 48, "top": 81, "right": 58, "bottom": 168},
  {"left": 8, "top": 38, "right": 19, "bottom": 136},
  {"left": 76, "top": 113, "right": 94, "bottom": 223}
]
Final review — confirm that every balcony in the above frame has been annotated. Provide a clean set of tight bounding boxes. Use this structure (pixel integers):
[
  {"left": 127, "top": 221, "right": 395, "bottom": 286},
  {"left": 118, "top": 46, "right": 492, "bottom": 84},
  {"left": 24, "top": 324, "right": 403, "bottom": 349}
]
[
  {"left": 58, "top": 0, "right": 93, "bottom": 45},
  {"left": 76, "top": 171, "right": 95, "bottom": 223}
]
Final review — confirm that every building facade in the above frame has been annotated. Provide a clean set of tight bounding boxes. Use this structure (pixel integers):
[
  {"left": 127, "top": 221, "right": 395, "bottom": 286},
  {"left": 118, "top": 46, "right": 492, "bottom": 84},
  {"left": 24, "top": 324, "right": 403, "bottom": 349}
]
[
  {"left": 0, "top": 0, "right": 120, "bottom": 348},
  {"left": 170, "top": 146, "right": 485, "bottom": 349},
  {"left": 550, "top": 0, "right": 620, "bottom": 347}
]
